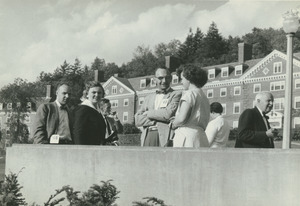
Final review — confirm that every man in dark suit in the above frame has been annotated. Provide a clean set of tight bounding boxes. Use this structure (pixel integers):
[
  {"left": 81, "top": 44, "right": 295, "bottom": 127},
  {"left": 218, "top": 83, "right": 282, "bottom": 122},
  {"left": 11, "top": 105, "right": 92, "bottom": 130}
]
[
  {"left": 33, "top": 83, "right": 73, "bottom": 144},
  {"left": 235, "top": 91, "right": 278, "bottom": 148},
  {"left": 99, "top": 98, "right": 123, "bottom": 145},
  {"left": 135, "top": 67, "right": 182, "bottom": 147}
]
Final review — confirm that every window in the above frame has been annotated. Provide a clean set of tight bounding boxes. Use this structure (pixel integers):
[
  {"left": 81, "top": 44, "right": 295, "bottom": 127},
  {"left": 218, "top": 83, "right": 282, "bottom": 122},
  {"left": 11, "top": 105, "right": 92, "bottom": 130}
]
[
  {"left": 172, "top": 74, "right": 179, "bottom": 84},
  {"left": 207, "top": 89, "right": 213, "bottom": 98},
  {"left": 234, "top": 86, "right": 241, "bottom": 96},
  {"left": 274, "top": 98, "right": 284, "bottom": 110},
  {"left": 208, "top": 69, "right": 215, "bottom": 79},
  {"left": 221, "top": 67, "right": 228, "bottom": 77},
  {"left": 123, "top": 99, "right": 129, "bottom": 106},
  {"left": 7, "top": 103, "right": 12, "bottom": 110},
  {"left": 235, "top": 65, "right": 243, "bottom": 76},
  {"left": 123, "top": 112, "right": 128, "bottom": 122},
  {"left": 270, "top": 81, "right": 285, "bottom": 91},
  {"left": 233, "top": 102, "right": 241, "bottom": 114},
  {"left": 295, "top": 96, "right": 300, "bottom": 109},
  {"left": 0, "top": 103, "right": 2, "bottom": 110},
  {"left": 111, "top": 100, "right": 118, "bottom": 108},
  {"left": 139, "top": 97, "right": 145, "bottom": 105},
  {"left": 221, "top": 103, "right": 226, "bottom": 115},
  {"left": 294, "top": 117, "right": 300, "bottom": 128},
  {"left": 112, "top": 85, "right": 117, "bottom": 94},
  {"left": 150, "top": 78, "right": 156, "bottom": 87},
  {"left": 295, "top": 79, "right": 300, "bottom": 89},
  {"left": 220, "top": 88, "right": 227, "bottom": 97},
  {"left": 233, "top": 121, "right": 238, "bottom": 128},
  {"left": 140, "top": 79, "right": 146, "bottom": 88},
  {"left": 273, "top": 62, "right": 282, "bottom": 74},
  {"left": 253, "top": 84, "right": 261, "bottom": 93}
]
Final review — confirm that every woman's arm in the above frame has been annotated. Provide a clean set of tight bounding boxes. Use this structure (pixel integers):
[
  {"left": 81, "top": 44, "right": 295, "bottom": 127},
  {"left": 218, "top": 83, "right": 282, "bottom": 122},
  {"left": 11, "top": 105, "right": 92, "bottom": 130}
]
[{"left": 172, "top": 100, "right": 191, "bottom": 129}]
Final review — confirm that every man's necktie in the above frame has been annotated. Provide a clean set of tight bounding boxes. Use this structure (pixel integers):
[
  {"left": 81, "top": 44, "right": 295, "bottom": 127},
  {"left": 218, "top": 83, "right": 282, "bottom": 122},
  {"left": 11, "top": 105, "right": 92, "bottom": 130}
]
[
  {"left": 105, "top": 116, "right": 111, "bottom": 135},
  {"left": 60, "top": 105, "right": 67, "bottom": 110},
  {"left": 263, "top": 113, "right": 271, "bottom": 129}
]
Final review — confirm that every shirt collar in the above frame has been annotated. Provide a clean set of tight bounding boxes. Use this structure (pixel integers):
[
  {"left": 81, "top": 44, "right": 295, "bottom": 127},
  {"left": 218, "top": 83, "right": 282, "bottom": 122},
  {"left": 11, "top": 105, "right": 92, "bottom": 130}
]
[
  {"left": 256, "top": 106, "right": 265, "bottom": 117},
  {"left": 81, "top": 99, "right": 99, "bottom": 111},
  {"left": 156, "top": 87, "right": 171, "bottom": 94}
]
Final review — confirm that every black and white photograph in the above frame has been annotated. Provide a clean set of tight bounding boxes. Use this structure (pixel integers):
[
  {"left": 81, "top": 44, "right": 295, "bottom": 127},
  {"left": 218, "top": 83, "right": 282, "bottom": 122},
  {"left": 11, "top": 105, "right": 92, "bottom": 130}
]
[{"left": 0, "top": 0, "right": 300, "bottom": 205}]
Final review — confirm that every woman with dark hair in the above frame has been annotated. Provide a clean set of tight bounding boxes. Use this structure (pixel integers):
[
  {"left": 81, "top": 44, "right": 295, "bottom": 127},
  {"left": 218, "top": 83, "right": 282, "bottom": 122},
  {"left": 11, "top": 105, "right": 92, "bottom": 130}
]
[
  {"left": 205, "top": 102, "right": 230, "bottom": 148},
  {"left": 171, "top": 64, "right": 210, "bottom": 148},
  {"left": 73, "top": 81, "right": 106, "bottom": 145}
]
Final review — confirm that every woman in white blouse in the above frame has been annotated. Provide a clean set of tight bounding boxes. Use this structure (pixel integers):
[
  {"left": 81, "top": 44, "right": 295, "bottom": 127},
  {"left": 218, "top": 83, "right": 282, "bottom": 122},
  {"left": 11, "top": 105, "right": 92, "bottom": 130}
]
[{"left": 171, "top": 64, "right": 210, "bottom": 148}]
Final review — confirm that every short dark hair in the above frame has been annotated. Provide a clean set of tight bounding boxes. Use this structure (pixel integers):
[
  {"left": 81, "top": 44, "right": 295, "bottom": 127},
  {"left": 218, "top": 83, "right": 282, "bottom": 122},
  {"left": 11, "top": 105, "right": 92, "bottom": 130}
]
[
  {"left": 84, "top": 81, "right": 105, "bottom": 97},
  {"left": 179, "top": 64, "right": 208, "bottom": 88},
  {"left": 56, "top": 82, "right": 70, "bottom": 92},
  {"left": 210, "top": 102, "right": 223, "bottom": 114},
  {"left": 99, "top": 98, "right": 110, "bottom": 105}
]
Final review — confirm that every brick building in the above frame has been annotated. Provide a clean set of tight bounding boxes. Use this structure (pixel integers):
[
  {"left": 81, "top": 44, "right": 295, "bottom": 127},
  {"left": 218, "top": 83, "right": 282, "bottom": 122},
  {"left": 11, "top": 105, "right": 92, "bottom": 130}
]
[
  {"left": 103, "top": 43, "right": 300, "bottom": 130},
  {"left": 1, "top": 43, "right": 300, "bottom": 142}
]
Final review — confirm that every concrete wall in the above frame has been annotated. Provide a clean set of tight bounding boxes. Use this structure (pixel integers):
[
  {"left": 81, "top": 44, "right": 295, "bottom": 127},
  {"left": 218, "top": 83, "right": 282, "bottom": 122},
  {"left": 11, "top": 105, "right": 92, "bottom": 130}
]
[{"left": 5, "top": 144, "right": 300, "bottom": 206}]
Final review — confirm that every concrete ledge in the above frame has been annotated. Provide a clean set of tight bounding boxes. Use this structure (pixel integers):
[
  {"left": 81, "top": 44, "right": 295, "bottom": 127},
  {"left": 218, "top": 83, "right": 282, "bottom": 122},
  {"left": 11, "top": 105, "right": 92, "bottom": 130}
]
[{"left": 5, "top": 144, "right": 300, "bottom": 206}]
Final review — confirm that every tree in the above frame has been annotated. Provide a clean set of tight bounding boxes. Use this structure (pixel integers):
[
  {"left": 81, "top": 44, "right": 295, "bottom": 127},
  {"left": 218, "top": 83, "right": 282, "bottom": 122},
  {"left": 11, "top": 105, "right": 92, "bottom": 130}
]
[
  {"left": 154, "top": 39, "right": 182, "bottom": 65},
  {"left": 123, "top": 45, "right": 161, "bottom": 78},
  {"left": 202, "top": 22, "right": 228, "bottom": 65},
  {"left": 91, "top": 57, "right": 106, "bottom": 71},
  {"left": 242, "top": 27, "right": 273, "bottom": 58},
  {"left": 0, "top": 78, "right": 44, "bottom": 144}
]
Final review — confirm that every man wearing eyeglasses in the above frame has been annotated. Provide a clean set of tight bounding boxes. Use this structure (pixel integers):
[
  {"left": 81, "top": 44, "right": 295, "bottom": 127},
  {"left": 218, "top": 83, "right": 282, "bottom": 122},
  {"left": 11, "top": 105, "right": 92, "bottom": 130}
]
[{"left": 135, "top": 67, "right": 181, "bottom": 147}]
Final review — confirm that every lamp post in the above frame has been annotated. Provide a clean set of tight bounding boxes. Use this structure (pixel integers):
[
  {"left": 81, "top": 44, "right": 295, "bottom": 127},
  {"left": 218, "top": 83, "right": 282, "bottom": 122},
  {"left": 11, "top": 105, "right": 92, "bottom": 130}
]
[{"left": 282, "top": 10, "right": 299, "bottom": 149}]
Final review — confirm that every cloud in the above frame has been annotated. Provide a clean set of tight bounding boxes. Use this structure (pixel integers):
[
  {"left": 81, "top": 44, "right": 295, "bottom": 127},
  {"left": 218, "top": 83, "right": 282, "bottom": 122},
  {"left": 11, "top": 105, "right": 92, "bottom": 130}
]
[{"left": 1, "top": 0, "right": 300, "bottom": 89}]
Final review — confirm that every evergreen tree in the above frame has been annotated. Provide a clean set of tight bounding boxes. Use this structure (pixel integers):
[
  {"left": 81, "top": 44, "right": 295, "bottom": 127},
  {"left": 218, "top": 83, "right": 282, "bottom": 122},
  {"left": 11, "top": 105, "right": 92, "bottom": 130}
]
[{"left": 202, "top": 22, "right": 228, "bottom": 62}]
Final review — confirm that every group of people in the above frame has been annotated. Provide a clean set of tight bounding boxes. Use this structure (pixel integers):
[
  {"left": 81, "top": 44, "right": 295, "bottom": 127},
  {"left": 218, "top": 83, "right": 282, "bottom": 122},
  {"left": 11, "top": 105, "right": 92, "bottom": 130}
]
[
  {"left": 32, "top": 64, "right": 278, "bottom": 149},
  {"left": 33, "top": 81, "right": 122, "bottom": 145},
  {"left": 136, "top": 64, "right": 278, "bottom": 149}
]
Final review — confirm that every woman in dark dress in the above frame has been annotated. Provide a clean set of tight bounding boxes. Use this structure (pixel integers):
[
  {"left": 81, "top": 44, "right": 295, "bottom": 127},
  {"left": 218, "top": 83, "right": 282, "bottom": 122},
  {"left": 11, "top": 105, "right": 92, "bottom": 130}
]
[{"left": 73, "top": 81, "right": 106, "bottom": 145}]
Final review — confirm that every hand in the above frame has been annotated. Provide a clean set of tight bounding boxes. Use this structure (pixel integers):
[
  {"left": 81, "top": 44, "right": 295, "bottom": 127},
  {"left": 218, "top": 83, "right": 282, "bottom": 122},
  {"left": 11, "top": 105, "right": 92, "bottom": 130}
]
[
  {"left": 266, "top": 128, "right": 278, "bottom": 138},
  {"left": 142, "top": 111, "right": 148, "bottom": 116}
]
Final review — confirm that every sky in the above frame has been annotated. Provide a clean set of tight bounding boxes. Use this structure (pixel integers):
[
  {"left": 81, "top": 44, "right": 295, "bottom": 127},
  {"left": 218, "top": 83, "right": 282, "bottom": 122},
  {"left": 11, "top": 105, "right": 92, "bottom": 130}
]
[{"left": 0, "top": 0, "right": 299, "bottom": 89}]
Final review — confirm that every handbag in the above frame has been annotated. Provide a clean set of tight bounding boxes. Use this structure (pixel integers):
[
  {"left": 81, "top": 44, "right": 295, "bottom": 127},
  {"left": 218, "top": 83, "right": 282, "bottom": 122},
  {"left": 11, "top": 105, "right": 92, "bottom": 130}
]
[{"left": 165, "top": 123, "right": 174, "bottom": 147}]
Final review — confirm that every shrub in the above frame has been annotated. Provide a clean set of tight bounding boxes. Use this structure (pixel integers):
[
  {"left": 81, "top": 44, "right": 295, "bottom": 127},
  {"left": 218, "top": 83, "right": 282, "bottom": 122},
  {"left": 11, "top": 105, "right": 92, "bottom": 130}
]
[
  {"left": 123, "top": 123, "right": 141, "bottom": 134},
  {"left": 0, "top": 169, "right": 27, "bottom": 206},
  {"left": 132, "top": 197, "right": 169, "bottom": 206}
]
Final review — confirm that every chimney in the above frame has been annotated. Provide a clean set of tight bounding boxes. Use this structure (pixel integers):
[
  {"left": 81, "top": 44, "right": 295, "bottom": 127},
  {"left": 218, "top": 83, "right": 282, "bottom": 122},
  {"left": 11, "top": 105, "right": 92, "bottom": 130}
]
[
  {"left": 238, "top": 43, "right": 252, "bottom": 63},
  {"left": 94, "top": 70, "right": 104, "bottom": 82},
  {"left": 165, "top": 56, "right": 181, "bottom": 72},
  {"left": 114, "top": 73, "right": 119, "bottom": 77},
  {"left": 46, "top": 85, "right": 51, "bottom": 99}
]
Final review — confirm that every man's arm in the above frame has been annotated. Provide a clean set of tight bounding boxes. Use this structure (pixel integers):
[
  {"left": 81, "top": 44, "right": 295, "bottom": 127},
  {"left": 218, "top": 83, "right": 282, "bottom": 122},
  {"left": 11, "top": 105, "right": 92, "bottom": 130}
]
[
  {"left": 33, "top": 104, "right": 49, "bottom": 144},
  {"left": 238, "top": 109, "right": 269, "bottom": 146},
  {"left": 135, "top": 95, "right": 156, "bottom": 127},
  {"left": 205, "top": 120, "right": 219, "bottom": 146},
  {"left": 146, "top": 91, "right": 182, "bottom": 123},
  {"left": 73, "top": 106, "right": 88, "bottom": 145}
]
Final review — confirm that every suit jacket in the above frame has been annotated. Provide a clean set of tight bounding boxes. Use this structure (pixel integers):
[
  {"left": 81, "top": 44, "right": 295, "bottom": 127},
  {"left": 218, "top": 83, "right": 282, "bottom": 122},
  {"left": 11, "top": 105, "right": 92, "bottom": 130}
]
[
  {"left": 104, "top": 115, "right": 123, "bottom": 143},
  {"left": 235, "top": 106, "right": 274, "bottom": 148},
  {"left": 33, "top": 102, "right": 73, "bottom": 144},
  {"left": 73, "top": 105, "right": 106, "bottom": 145},
  {"left": 135, "top": 88, "right": 182, "bottom": 146}
]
